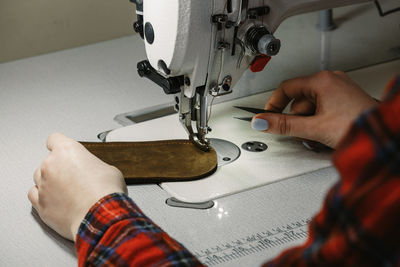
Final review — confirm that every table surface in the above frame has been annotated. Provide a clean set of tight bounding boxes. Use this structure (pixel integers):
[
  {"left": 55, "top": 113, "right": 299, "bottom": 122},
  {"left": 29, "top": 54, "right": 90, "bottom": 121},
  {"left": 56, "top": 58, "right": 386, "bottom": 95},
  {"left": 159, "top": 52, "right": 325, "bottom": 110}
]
[{"left": 1, "top": 5, "right": 399, "bottom": 266}]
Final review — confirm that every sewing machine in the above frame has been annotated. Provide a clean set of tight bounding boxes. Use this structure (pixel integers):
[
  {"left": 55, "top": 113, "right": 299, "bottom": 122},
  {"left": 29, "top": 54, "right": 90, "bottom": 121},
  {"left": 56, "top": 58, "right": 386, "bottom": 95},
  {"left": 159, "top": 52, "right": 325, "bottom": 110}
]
[
  {"left": 101, "top": 0, "right": 380, "bottom": 205},
  {"left": 130, "top": 0, "right": 372, "bottom": 151}
]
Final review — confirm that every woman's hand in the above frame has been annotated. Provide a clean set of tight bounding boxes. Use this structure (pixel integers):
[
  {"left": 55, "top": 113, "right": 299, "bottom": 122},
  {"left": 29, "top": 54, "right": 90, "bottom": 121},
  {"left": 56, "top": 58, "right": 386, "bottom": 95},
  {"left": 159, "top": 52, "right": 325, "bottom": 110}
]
[
  {"left": 28, "top": 133, "right": 127, "bottom": 241},
  {"left": 251, "top": 71, "right": 378, "bottom": 148}
]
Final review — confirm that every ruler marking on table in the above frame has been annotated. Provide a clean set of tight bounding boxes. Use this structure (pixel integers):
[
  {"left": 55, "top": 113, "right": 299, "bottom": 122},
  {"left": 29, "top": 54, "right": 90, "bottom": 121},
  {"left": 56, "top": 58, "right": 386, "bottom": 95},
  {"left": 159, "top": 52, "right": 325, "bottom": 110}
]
[{"left": 195, "top": 218, "right": 311, "bottom": 266}]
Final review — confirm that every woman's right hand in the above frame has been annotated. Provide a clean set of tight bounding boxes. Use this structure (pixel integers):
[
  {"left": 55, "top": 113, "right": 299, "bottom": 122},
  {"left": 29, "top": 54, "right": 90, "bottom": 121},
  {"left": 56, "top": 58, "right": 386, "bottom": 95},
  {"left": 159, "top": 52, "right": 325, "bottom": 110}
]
[{"left": 251, "top": 71, "right": 378, "bottom": 148}]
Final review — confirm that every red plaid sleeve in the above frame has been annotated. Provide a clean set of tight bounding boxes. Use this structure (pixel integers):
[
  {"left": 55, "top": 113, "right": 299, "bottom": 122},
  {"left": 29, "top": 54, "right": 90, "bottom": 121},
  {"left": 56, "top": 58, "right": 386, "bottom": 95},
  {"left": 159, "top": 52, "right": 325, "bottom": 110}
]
[
  {"left": 75, "top": 193, "right": 205, "bottom": 267},
  {"left": 263, "top": 75, "right": 400, "bottom": 266}
]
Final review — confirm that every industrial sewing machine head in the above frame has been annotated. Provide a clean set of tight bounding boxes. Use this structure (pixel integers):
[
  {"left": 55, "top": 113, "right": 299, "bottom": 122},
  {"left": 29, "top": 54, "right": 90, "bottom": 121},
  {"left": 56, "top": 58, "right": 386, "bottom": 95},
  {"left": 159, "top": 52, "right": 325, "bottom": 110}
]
[{"left": 130, "top": 0, "right": 371, "bottom": 151}]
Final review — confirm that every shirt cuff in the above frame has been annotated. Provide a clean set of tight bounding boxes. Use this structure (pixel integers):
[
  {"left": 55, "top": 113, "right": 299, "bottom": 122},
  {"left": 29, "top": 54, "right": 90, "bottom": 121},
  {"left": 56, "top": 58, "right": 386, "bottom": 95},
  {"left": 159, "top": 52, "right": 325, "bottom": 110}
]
[{"left": 75, "top": 192, "right": 145, "bottom": 251}]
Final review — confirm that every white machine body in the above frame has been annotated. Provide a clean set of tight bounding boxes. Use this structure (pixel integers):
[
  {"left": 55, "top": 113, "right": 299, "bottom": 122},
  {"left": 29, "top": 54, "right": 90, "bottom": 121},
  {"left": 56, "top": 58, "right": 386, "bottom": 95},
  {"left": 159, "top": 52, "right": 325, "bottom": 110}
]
[{"left": 133, "top": 0, "right": 372, "bottom": 149}]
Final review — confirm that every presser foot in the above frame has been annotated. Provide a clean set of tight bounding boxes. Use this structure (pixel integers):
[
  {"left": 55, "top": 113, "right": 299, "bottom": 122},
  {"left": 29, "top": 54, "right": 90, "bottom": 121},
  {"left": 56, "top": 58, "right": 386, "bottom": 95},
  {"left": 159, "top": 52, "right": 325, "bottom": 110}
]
[{"left": 190, "top": 135, "right": 211, "bottom": 152}]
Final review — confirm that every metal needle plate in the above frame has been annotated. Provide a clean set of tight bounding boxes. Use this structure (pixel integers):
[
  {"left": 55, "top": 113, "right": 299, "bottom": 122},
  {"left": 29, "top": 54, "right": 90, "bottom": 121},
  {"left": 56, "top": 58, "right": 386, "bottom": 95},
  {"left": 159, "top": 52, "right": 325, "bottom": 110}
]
[
  {"left": 209, "top": 138, "right": 241, "bottom": 166},
  {"left": 241, "top": 141, "right": 268, "bottom": 152}
]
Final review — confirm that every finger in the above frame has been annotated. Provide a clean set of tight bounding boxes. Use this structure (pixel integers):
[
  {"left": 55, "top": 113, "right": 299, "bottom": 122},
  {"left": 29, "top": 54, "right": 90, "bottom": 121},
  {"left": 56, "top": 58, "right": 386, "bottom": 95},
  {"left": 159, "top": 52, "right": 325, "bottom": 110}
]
[
  {"left": 46, "top": 132, "right": 69, "bottom": 151},
  {"left": 33, "top": 168, "right": 41, "bottom": 186},
  {"left": 333, "top": 70, "right": 355, "bottom": 84},
  {"left": 290, "top": 98, "right": 315, "bottom": 116},
  {"left": 28, "top": 186, "right": 39, "bottom": 210},
  {"left": 333, "top": 70, "right": 366, "bottom": 91},
  {"left": 333, "top": 70, "right": 346, "bottom": 77},
  {"left": 265, "top": 74, "right": 318, "bottom": 112},
  {"left": 252, "top": 113, "right": 318, "bottom": 141},
  {"left": 264, "top": 86, "right": 292, "bottom": 112}
]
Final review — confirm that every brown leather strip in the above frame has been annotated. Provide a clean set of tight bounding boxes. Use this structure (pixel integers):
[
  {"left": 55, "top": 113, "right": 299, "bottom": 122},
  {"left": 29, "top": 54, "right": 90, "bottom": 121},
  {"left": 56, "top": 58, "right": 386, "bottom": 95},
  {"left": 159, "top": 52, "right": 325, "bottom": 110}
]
[{"left": 81, "top": 140, "right": 218, "bottom": 184}]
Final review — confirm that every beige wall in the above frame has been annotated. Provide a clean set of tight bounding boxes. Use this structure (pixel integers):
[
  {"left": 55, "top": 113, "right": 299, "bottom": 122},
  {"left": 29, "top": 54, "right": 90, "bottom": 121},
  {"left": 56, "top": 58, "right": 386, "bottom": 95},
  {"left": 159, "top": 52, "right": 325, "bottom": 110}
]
[{"left": 0, "top": 0, "right": 135, "bottom": 63}]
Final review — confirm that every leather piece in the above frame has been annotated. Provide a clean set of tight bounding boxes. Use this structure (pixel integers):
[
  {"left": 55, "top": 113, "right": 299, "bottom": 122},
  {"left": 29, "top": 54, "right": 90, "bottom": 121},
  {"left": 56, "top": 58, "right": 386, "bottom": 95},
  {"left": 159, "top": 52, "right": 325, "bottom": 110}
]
[{"left": 81, "top": 140, "right": 218, "bottom": 184}]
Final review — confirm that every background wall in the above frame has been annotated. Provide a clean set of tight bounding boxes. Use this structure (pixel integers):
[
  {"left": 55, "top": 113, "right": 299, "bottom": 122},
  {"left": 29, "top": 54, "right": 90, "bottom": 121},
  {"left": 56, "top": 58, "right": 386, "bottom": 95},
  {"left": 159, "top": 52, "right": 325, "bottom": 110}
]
[{"left": 0, "top": 0, "right": 135, "bottom": 63}]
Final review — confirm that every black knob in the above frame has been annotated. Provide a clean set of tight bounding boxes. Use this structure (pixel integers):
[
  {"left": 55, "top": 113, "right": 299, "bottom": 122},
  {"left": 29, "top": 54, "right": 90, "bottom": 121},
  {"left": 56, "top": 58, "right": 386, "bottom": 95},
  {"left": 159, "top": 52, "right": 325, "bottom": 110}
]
[
  {"left": 137, "top": 61, "right": 148, "bottom": 77},
  {"left": 133, "top": 21, "right": 144, "bottom": 39},
  {"left": 145, "top": 22, "right": 155, "bottom": 44},
  {"left": 136, "top": 60, "right": 182, "bottom": 95},
  {"left": 222, "top": 83, "right": 230, "bottom": 91}
]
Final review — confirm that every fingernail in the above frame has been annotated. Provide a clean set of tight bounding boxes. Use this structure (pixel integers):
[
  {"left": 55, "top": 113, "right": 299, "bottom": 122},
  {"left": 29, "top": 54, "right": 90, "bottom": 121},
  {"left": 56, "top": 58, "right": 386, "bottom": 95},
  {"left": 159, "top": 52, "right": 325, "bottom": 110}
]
[{"left": 251, "top": 118, "right": 269, "bottom": 131}]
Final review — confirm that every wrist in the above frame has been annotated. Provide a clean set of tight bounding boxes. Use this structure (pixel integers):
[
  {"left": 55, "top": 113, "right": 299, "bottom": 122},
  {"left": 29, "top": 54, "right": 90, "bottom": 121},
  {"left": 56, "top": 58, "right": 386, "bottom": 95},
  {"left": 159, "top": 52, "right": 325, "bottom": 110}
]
[
  {"left": 74, "top": 192, "right": 135, "bottom": 243},
  {"left": 72, "top": 192, "right": 127, "bottom": 242}
]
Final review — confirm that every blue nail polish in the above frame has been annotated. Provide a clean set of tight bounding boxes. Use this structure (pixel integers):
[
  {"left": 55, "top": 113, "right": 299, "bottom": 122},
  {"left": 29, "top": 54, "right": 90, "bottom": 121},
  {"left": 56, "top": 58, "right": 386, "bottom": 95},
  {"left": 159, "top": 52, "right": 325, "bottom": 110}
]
[{"left": 251, "top": 118, "right": 269, "bottom": 131}]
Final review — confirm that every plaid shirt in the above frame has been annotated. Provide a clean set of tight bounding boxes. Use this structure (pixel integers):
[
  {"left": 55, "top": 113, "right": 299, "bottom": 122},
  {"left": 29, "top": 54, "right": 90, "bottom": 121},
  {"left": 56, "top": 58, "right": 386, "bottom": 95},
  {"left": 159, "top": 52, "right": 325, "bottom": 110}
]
[{"left": 76, "top": 76, "right": 400, "bottom": 267}]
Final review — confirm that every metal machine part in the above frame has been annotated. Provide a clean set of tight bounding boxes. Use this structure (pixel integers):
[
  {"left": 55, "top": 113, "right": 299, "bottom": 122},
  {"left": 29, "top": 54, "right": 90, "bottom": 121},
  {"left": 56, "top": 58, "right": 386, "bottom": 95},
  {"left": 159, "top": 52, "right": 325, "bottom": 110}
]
[
  {"left": 114, "top": 103, "right": 177, "bottom": 126},
  {"left": 209, "top": 138, "right": 241, "bottom": 166},
  {"left": 245, "top": 25, "right": 281, "bottom": 56},
  {"left": 177, "top": 87, "right": 210, "bottom": 151},
  {"left": 131, "top": 0, "right": 144, "bottom": 38},
  {"left": 165, "top": 197, "right": 214, "bottom": 209},
  {"left": 317, "top": 9, "right": 336, "bottom": 31},
  {"left": 137, "top": 60, "right": 183, "bottom": 95},
  {"left": 130, "top": 0, "right": 372, "bottom": 150},
  {"left": 210, "top": 75, "right": 233, "bottom": 96},
  {"left": 241, "top": 141, "right": 268, "bottom": 152}
]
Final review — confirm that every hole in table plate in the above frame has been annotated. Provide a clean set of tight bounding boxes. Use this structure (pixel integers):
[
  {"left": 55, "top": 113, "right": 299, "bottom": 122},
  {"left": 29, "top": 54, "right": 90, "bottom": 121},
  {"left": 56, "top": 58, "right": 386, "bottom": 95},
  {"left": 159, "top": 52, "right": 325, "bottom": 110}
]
[{"left": 241, "top": 141, "right": 268, "bottom": 152}]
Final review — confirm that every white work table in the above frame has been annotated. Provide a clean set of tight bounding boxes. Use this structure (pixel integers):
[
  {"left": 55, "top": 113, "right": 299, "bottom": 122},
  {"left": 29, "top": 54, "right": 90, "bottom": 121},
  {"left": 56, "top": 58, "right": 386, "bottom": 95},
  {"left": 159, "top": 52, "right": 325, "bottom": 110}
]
[{"left": 1, "top": 4, "right": 399, "bottom": 265}]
